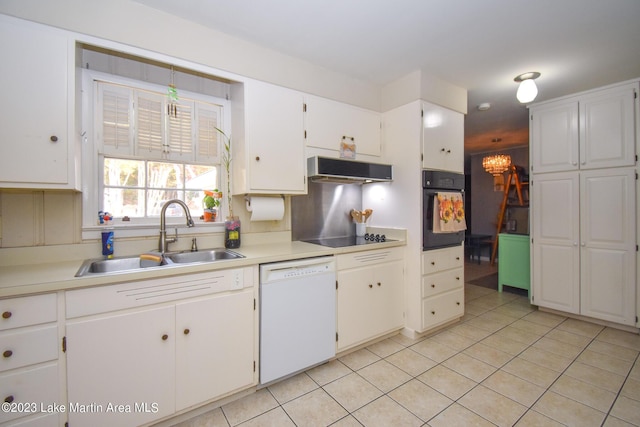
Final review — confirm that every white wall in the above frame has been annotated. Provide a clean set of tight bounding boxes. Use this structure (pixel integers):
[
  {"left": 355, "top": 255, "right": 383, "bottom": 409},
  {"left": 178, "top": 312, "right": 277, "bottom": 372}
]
[{"left": 0, "top": 0, "right": 380, "bottom": 110}]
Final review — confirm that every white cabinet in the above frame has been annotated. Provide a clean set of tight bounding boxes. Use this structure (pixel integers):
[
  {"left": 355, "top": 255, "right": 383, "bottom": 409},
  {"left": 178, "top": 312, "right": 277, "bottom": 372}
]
[
  {"left": 0, "top": 294, "right": 61, "bottom": 426},
  {"left": 232, "top": 79, "right": 306, "bottom": 194},
  {"left": 421, "top": 245, "right": 464, "bottom": 331},
  {"left": 336, "top": 248, "right": 404, "bottom": 352},
  {"left": 531, "top": 82, "right": 637, "bottom": 173},
  {"left": 65, "top": 269, "right": 256, "bottom": 426},
  {"left": 531, "top": 172, "right": 581, "bottom": 313},
  {"left": 421, "top": 101, "right": 464, "bottom": 173},
  {"left": 0, "top": 15, "right": 77, "bottom": 190},
  {"left": 305, "top": 94, "right": 382, "bottom": 157},
  {"left": 532, "top": 169, "right": 636, "bottom": 325}
]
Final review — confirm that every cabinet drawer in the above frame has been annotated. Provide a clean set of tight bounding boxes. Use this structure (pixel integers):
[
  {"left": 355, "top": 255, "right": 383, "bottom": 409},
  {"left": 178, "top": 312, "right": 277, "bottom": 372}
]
[
  {"left": 337, "top": 247, "right": 403, "bottom": 270},
  {"left": 422, "top": 289, "right": 464, "bottom": 330},
  {"left": 422, "top": 246, "right": 463, "bottom": 275},
  {"left": 0, "top": 363, "right": 59, "bottom": 423},
  {"left": 0, "top": 326, "right": 58, "bottom": 373},
  {"left": 0, "top": 294, "right": 57, "bottom": 331},
  {"left": 422, "top": 268, "right": 463, "bottom": 298}
]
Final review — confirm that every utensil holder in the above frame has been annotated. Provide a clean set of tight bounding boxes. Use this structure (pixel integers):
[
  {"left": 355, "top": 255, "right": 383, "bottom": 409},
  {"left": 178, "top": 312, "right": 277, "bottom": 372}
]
[{"left": 355, "top": 223, "right": 366, "bottom": 237}]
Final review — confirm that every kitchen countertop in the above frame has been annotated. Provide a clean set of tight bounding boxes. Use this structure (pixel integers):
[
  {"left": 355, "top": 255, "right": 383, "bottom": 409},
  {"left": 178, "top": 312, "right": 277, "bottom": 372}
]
[{"left": 0, "top": 238, "right": 405, "bottom": 298}]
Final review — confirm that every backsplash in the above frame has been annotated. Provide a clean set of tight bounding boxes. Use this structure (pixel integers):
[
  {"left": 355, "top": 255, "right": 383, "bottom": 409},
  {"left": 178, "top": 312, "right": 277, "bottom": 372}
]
[{"left": 0, "top": 190, "right": 82, "bottom": 247}]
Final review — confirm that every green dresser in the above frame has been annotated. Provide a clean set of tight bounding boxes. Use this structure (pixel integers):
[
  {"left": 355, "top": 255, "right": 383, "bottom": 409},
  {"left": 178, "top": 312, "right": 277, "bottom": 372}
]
[{"left": 498, "top": 233, "right": 530, "bottom": 296}]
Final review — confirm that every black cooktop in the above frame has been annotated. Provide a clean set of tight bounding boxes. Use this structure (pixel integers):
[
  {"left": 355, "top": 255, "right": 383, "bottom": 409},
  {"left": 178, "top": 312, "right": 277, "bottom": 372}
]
[{"left": 303, "top": 234, "right": 393, "bottom": 248}]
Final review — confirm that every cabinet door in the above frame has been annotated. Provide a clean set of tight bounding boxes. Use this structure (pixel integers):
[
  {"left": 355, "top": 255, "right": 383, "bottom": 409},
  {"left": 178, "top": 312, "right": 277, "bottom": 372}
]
[
  {"left": 175, "top": 289, "right": 255, "bottom": 410},
  {"left": 580, "top": 168, "right": 636, "bottom": 325},
  {"left": 531, "top": 172, "right": 580, "bottom": 313},
  {"left": 579, "top": 84, "right": 637, "bottom": 170},
  {"left": 0, "top": 17, "right": 72, "bottom": 187},
  {"left": 421, "top": 101, "right": 464, "bottom": 173},
  {"left": 369, "top": 261, "right": 404, "bottom": 339},
  {"left": 242, "top": 80, "right": 305, "bottom": 193},
  {"left": 305, "top": 95, "right": 381, "bottom": 156},
  {"left": 337, "top": 267, "right": 376, "bottom": 351},
  {"left": 530, "top": 101, "right": 579, "bottom": 173},
  {"left": 66, "top": 306, "right": 175, "bottom": 427}
]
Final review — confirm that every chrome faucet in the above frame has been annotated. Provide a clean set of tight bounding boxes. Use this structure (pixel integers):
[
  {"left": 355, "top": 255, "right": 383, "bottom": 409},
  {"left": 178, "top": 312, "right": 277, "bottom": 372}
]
[{"left": 159, "top": 199, "right": 195, "bottom": 254}]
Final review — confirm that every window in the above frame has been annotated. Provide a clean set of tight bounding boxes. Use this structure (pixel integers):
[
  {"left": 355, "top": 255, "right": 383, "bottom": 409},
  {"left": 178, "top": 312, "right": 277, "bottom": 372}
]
[{"left": 82, "top": 72, "right": 229, "bottom": 234}]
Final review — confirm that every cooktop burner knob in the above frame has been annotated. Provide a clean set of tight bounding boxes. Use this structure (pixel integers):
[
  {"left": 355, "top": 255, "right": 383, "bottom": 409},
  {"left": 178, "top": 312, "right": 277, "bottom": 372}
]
[
  {"left": 380, "top": 234, "right": 386, "bottom": 242},
  {"left": 364, "top": 233, "right": 370, "bottom": 240}
]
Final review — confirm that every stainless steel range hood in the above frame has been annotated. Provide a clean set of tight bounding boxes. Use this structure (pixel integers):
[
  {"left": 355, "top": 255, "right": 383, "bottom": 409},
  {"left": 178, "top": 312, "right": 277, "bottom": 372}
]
[{"left": 307, "top": 156, "right": 393, "bottom": 183}]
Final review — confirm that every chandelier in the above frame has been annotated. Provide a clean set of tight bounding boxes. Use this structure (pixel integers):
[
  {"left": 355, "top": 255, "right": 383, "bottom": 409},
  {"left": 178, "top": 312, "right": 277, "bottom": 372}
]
[{"left": 482, "top": 154, "right": 511, "bottom": 176}]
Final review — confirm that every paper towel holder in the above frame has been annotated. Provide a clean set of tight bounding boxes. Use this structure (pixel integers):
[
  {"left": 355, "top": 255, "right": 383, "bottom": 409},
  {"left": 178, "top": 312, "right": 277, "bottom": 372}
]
[{"left": 244, "top": 194, "right": 285, "bottom": 208}]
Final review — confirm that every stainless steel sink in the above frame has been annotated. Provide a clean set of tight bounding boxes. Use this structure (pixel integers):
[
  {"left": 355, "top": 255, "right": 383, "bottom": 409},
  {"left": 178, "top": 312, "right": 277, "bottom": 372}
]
[
  {"left": 165, "top": 248, "right": 244, "bottom": 264},
  {"left": 75, "top": 256, "right": 167, "bottom": 277},
  {"left": 75, "top": 249, "right": 244, "bottom": 277}
]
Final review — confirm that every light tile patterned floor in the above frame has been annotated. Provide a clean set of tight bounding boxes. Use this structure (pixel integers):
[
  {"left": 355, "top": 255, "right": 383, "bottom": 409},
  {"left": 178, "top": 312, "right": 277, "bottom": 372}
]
[{"left": 173, "top": 261, "right": 640, "bottom": 427}]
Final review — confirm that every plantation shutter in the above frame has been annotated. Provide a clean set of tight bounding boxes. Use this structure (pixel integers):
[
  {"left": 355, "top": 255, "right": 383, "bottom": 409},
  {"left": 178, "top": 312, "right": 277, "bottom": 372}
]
[
  {"left": 99, "top": 83, "right": 133, "bottom": 155},
  {"left": 136, "top": 91, "right": 164, "bottom": 158},
  {"left": 167, "top": 101, "right": 193, "bottom": 160},
  {"left": 196, "top": 103, "right": 221, "bottom": 163}
]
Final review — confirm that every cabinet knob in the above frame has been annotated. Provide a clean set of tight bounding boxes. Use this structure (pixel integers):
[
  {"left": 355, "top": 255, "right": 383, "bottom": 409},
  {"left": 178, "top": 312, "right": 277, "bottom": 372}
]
[
  {"left": 183, "top": 328, "right": 190, "bottom": 335},
  {"left": 1, "top": 311, "right": 11, "bottom": 319},
  {"left": 456, "top": 302, "right": 460, "bottom": 306},
  {"left": 431, "top": 284, "right": 435, "bottom": 288},
  {"left": 255, "top": 156, "right": 260, "bottom": 161},
  {"left": 377, "top": 282, "right": 381, "bottom": 287},
  {"left": 431, "top": 311, "right": 436, "bottom": 315},
  {"left": 3, "top": 350, "right": 12, "bottom": 358},
  {"left": 446, "top": 149, "right": 451, "bottom": 153},
  {"left": 455, "top": 256, "right": 460, "bottom": 260},
  {"left": 441, "top": 148, "right": 446, "bottom": 152},
  {"left": 431, "top": 261, "right": 435, "bottom": 265},
  {"left": 369, "top": 284, "right": 373, "bottom": 288},
  {"left": 4, "top": 395, "right": 14, "bottom": 404},
  {"left": 161, "top": 334, "right": 169, "bottom": 341},
  {"left": 50, "top": 135, "right": 58, "bottom": 142},
  {"left": 456, "top": 277, "right": 460, "bottom": 280}
]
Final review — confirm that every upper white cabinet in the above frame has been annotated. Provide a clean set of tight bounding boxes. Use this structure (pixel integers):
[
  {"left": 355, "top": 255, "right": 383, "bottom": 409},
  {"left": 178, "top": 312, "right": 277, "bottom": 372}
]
[
  {"left": 531, "top": 82, "right": 637, "bottom": 173},
  {"left": 232, "top": 80, "right": 306, "bottom": 195},
  {"left": 421, "top": 101, "right": 464, "bottom": 173},
  {"left": 305, "top": 94, "right": 382, "bottom": 157},
  {"left": 0, "top": 15, "right": 78, "bottom": 190}
]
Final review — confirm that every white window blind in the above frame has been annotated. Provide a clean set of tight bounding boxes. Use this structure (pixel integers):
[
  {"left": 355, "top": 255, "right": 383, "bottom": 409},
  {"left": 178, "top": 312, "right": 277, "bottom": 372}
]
[{"left": 96, "top": 80, "right": 223, "bottom": 164}]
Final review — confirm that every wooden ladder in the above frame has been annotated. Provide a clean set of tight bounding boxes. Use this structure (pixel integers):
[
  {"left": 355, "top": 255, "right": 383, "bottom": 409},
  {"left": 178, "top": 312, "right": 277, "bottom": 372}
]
[{"left": 490, "top": 165, "right": 529, "bottom": 265}]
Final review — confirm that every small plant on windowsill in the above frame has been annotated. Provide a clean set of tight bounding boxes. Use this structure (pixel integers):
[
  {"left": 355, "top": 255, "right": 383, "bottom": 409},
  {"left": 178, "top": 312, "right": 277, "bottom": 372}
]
[
  {"left": 203, "top": 189, "right": 222, "bottom": 222},
  {"left": 215, "top": 127, "right": 241, "bottom": 248}
]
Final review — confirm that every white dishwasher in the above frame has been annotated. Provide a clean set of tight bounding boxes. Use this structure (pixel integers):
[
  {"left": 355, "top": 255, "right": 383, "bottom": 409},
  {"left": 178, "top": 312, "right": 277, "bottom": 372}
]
[{"left": 259, "top": 256, "right": 336, "bottom": 385}]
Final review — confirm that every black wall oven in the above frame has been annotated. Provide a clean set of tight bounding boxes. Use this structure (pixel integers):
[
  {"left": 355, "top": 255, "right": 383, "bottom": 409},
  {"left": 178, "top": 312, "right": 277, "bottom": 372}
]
[{"left": 423, "top": 170, "right": 466, "bottom": 250}]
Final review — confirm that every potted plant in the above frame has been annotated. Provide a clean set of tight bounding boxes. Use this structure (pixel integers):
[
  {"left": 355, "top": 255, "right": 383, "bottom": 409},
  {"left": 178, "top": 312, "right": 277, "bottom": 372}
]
[
  {"left": 215, "top": 127, "right": 241, "bottom": 248},
  {"left": 202, "top": 189, "right": 222, "bottom": 222}
]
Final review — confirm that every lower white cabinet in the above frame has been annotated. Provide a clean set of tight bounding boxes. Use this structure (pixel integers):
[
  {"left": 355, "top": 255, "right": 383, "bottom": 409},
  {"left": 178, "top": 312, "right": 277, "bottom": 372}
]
[
  {"left": 336, "top": 248, "right": 404, "bottom": 352},
  {"left": 65, "top": 269, "right": 256, "bottom": 426},
  {"left": 0, "top": 294, "right": 61, "bottom": 426},
  {"left": 421, "top": 245, "right": 464, "bottom": 331},
  {"left": 532, "top": 168, "right": 636, "bottom": 325}
]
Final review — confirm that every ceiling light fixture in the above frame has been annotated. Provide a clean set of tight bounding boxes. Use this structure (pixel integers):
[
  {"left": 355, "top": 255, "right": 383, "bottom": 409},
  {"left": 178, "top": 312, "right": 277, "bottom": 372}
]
[
  {"left": 514, "top": 72, "right": 541, "bottom": 103},
  {"left": 478, "top": 102, "right": 491, "bottom": 111},
  {"left": 482, "top": 154, "right": 511, "bottom": 176}
]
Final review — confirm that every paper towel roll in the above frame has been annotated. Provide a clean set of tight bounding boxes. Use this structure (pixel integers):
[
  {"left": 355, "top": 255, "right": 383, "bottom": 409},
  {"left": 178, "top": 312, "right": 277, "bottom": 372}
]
[{"left": 246, "top": 196, "right": 285, "bottom": 221}]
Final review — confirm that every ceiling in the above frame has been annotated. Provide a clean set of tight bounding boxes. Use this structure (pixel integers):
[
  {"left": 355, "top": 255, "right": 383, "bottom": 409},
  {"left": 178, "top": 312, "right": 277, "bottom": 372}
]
[{"left": 135, "top": 0, "right": 640, "bottom": 157}]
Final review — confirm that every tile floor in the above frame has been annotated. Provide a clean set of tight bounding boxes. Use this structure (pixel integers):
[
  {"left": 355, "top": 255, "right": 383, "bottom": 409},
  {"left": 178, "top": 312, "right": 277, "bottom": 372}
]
[{"left": 173, "top": 261, "right": 640, "bottom": 427}]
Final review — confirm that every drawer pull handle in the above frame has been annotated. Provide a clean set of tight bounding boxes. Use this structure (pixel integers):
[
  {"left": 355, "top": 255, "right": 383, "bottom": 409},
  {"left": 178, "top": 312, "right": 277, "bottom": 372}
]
[
  {"left": 4, "top": 395, "right": 14, "bottom": 404},
  {"left": 368, "top": 284, "right": 373, "bottom": 288},
  {"left": 50, "top": 135, "right": 58, "bottom": 142},
  {"left": 1, "top": 311, "right": 11, "bottom": 319},
  {"left": 456, "top": 277, "right": 460, "bottom": 280},
  {"left": 431, "top": 284, "right": 435, "bottom": 288},
  {"left": 161, "top": 334, "right": 169, "bottom": 341},
  {"left": 431, "top": 261, "right": 435, "bottom": 265},
  {"left": 183, "top": 328, "right": 190, "bottom": 335},
  {"left": 456, "top": 302, "right": 460, "bottom": 306},
  {"left": 3, "top": 350, "right": 12, "bottom": 358},
  {"left": 431, "top": 311, "right": 436, "bottom": 315},
  {"left": 456, "top": 256, "right": 460, "bottom": 260},
  {"left": 377, "top": 282, "right": 381, "bottom": 287}
]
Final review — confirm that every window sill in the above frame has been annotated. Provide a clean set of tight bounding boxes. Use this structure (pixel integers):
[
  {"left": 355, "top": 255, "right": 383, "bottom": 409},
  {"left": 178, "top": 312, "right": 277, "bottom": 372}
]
[{"left": 82, "top": 221, "right": 225, "bottom": 240}]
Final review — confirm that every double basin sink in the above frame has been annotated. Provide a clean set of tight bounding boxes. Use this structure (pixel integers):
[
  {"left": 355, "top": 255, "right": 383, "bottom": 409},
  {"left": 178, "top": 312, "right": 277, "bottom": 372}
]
[{"left": 75, "top": 249, "right": 244, "bottom": 277}]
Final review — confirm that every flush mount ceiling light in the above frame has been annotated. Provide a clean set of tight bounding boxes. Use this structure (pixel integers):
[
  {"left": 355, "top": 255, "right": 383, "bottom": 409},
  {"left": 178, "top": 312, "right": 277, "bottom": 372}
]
[
  {"left": 514, "top": 72, "right": 541, "bottom": 103},
  {"left": 477, "top": 102, "right": 491, "bottom": 111}
]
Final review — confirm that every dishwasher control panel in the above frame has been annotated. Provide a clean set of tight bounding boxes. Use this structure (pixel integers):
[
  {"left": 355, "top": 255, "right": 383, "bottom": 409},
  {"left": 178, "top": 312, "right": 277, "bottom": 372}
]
[{"left": 260, "top": 257, "right": 335, "bottom": 283}]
